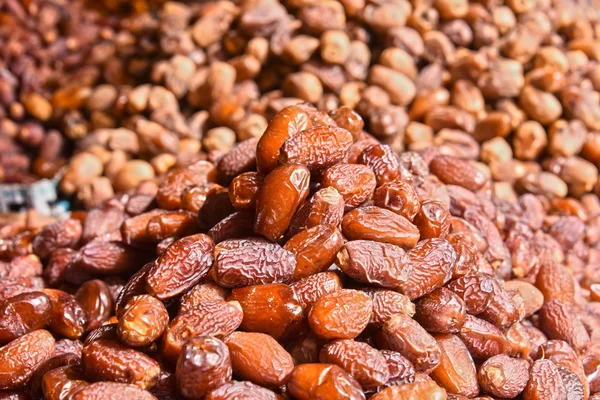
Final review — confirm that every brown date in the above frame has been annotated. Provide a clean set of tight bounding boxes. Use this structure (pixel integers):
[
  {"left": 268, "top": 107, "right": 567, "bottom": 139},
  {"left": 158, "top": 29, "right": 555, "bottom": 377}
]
[
  {"left": 162, "top": 300, "right": 243, "bottom": 361},
  {"left": 373, "top": 180, "right": 421, "bottom": 221},
  {"left": 69, "top": 381, "right": 157, "bottom": 400},
  {"left": 176, "top": 336, "right": 232, "bottom": 399},
  {"left": 224, "top": 331, "right": 294, "bottom": 387},
  {"left": 523, "top": 360, "right": 567, "bottom": 400},
  {"left": 430, "top": 334, "right": 478, "bottom": 397},
  {"left": 32, "top": 219, "right": 82, "bottom": 259},
  {"left": 43, "top": 289, "right": 87, "bottom": 340},
  {"left": 41, "top": 364, "right": 89, "bottom": 400},
  {"left": 229, "top": 172, "right": 263, "bottom": 211},
  {"left": 0, "top": 330, "right": 55, "bottom": 390},
  {"left": 229, "top": 283, "right": 304, "bottom": 341},
  {"left": 458, "top": 315, "right": 511, "bottom": 362},
  {"left": 381, "top": 314, "right": 441, "bottom": 373},
  {"left": 216, "top": 137, "right": 259, "bottom": 184},
  {"left": 309, "top": 289, "right": 372, "bottom": 340},
  {"left": 146, "top": 210, "right": 198, "bottom": 243},
  {"left": 254, "top": 163, "right": 311, "bottom": 241},
  {"left": 398, "top": 238, "right": 457, "bottom": 300},
  {"left": 70, "top": 240, "right": 145, "bottom": 277},
  {"left": 205, "top": 380, "right": 281, "bottom": 400},
  {"left": 280, "top": 126, "right": 353, "bottom": 170},
  {"left": 414, "top": 288, "right": 466, "bottom": 334},
  {"left": 75, "top": 280, "right": 113, "bottom": 331},
  {"left": 287, "top": 363, "right": 366, "bottom": 400},
  {"left": 380, "top": 350, "right": 416, "bottom": 387},
  {"left": 256, "top": 105, "right": 312, "bottom": 173},
  {"left": 290, "top": 271, "right": 343, "bottom": 310},
  {"left": 29, "top": 352, "right": 81, "bottom": 400},
  {"left": 287, "top": 187, "right": 345, "bottom": 239},
  {"left": 156, "top": 161, "right": 216, "bottom": 210},
  {"left": 117, "top": 295, "right": 169, "bottom": 347},
  {"left": 341, "top": 206, "right": 420, "bottom": 248},
  {"left": 478, "top": 354, "right": 530, "bottom": 398},
  {"left": 337, "top": 240, "right": 412, "bottom": 288},
  {"left": 145, "top": 234, "right": 215, "bottom": 300},
  {"left": 0, "top": 292, "right": 51, "bottom": 344},
  {"left": 429, "top": 155, "right": 486, "bottom": 192},
  {"left": 538, "top": 300, "right": 590, "bottom": 352},
  {"left": 413, "top": 200, "right": 451, "bottom": 239},
  {"left": 178, "top": 282, "right": 227, "bottom": 316},
  {"left": 213, "top": 238, "right": 295, "bottom": 287},
  {"left": 82, "top": 339, "right": 160, "bottom": 389},
  {"left": 357, "top": 144, "right": 400, "bottom": 186},
  {"left": 284, "top": 224, "right": 344, "bottom": 280},
  {"left": 370, "top": 380, "right": 447, "bottom": 400},
  {"left": 321, "top": 163, "right": 377, "bottom": 211},
  {"left": 319, "top": 339, "right": 390, "bottom": 389},
  {"left": 208, "top": 211, "right": 256, "bottom": 244},
  {"left": 364, "top": 289, "right": 415, "bottom": 327}
]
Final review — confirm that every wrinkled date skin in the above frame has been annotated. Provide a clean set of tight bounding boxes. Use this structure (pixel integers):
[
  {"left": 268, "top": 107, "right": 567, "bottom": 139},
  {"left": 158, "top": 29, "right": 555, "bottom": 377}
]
[
  {"left": 290, "top": 272, "right": 343, "bottom": 310},
  {"left": 75, "top": 280, "right": 113, "bottom": 331},
  {"left": 358, "top": 144, "right": 400, "bottom": 186},
  {"left": 430, "top": 334, "right": 478, "bottom": 397},
  {"left": 217, "top": 137, "right": 259, "bottom": 184},
  {"left": 458, "top": 315, "right": 511, "bottom": 362},
  {"left": 381, "top": 314, "right": 441, "bottom": 373},
  {"left": 224, "top": 331, "right": 294, "bottom": 387},
  {"left": 43, "top": 289, "right": 88, "bottom": 340},
  {"left": 279, "top": 125, "right": 353, "bottom": 170},
  {"left": 373, "top": 180, "right": 421, "bottom": 221},
  {"left": 287, "top": 363, "right": 366, "bottom": 400},
  {"left": 146, "top": 234, "right": 215, "bottom": 300},
  {"left": 284, "top": 224, "right": 344, "bottom": 280},
  {"left": 523, "top": 359, "right": 567, "bottom": 400},
  {"left": 478, "top": 354, "right": 529, "bottom": 398},
  {"left": 205, "top": 380, "right": 281, "bottom": 400},
  {"left": 156, "top": 161, "right": 216, "bottom": 210},
  {"left": 254, "top": 163, "right": 311, "bottom": 241},
  {"left": 229, "top": 172, "right": 264, "bottom": 211},
  {"left": 414, "top": 288, "right": 466, "bottom": 334},
  {"left": 366, "top": 289, "right": 416, "bottom": 327},
  {"left": 0, "top": 291, "right": 51, "bottom": 344},
  {"left": 319, "top": 339, "right": 390, "bottom": 389},
  {"left": 162, "top": 300, "right": 243, "bottom": 361},
  {"left": 337, "top": 240, "right": 412, "bottom": 288},
  {"left": 309, "top": 289, "right": 373, "bottom": 340},
  {"left": 178, "top": 282, "right": 228, "bottom": 315},
  {"left": 413, "top": 200, "right": 451, "bottom": 239},
  {"left": 342, "top": 206, "right": 420, "bottom": 249},
  {"left": 398, "top": 238, "right": 457, "bottom": 300},
  {"left": 146, "top": 210, "right": 199, "bottom": 243},
  {"left": 117, "top": 294, "right": 169, "bottom": 347},
  {"left": 429, "top": 155, "right": 486, "bottom": 192},
  {"left": 70, "top": 381, "right": 157, "bottom": 400},
  {"left": 213, "top": 238, "right": 295, "bottom": 287},
  {"left": 229, "top": 283, "right": 304, "bottom": 341},
  {"left": 176, "top": 336, "right": 232, "bottom": 399},
  {"left": 256, "top": 105, "right": 312, "bottom": 173},
  {"left": 321, "top": 163, "right": 377, "bottom": 211},
  {"left": 0, "top": 329, "right": 55, "bottom": 390},
  {"left": 32, "top": 219, "right": 82, "bottom": 259},
  {"left": 82, "top": 339, "right": 160, "bottom": 390},
  {"left": 41, "top": 364, "right": 89, "bottom": 400},
  {"left": 370, "top": 380, "right": 447, "bottom": 400},
  {"left": 286, "top": 187, "right": 345, "bottom": 238}
]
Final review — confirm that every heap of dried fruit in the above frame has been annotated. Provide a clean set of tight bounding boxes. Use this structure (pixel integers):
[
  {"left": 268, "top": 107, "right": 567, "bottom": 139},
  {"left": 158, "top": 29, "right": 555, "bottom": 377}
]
[
  {"left": 4, "top": 0, "right": 600, "bottom": 216},
  {"left": 2, "top": 103, "right": 600, "bottom": 399}
]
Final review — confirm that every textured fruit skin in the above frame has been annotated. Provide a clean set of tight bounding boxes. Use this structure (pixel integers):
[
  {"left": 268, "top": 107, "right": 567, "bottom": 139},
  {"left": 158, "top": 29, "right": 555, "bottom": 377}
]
[
  {"left": 373, "top": 180, "right": 421, "bottom": 221},
  {"left": 257, "top": 105, "right": 312, "bottom": 173},
  {"left": 254, "top": 163, "right": 311, "bottom": 241},
  {"left": 43, "top": 289, "right": 88, "bottom": 340},
  {"left": 205, "top": 380, "right": 282, "bottom": 400},
  {"left": 41, "top": 364, "right": 89, "bottom": 400},
  {"left": 337, "top": 240, "right": 412, "bottom": 288},
  {"left": 321, "top": 163, "right": 377, "bottom": 211},
  {"left": 0, "top": 291, "right": 52, "bottom": 344},
  {"left": 381, "top": 314, "right": 441, "bottom": 373},
  {"left": 284, "top": 225, "right": 344, "bottom": 280},
  {"left": 286, "top": 187, "right": 345, "bottom": 238},
  {"left": 176, "top": 336, "right": 232, "bottom": 399},
  {"left": 162, "top": 299, "right": 243, "bottom": 361},
  {"left": 145, "top": 234, "right": 215, "bottom": 300},
  {"left": 398, "top": 238, "right": 457, "bottom": 300},
  {"left": 69, "top": 381, "right": 158, "bottom": 400},
  {"left": 0, "top": 329, "right": 55, "bottom": 390},
  {"left": 538, "top": 299, "right": 590, "bottom": 352},
  {"left": 213, "top": 238, "right": 296, "bottom": 287},
  {"left": 366, "top": 289, "right": 415, "bottom": 327},
  {"left": 458, "top": 315, "right": 511, "bottom": 362},
  {"left": 369, "top": 380, "right": 447, "bottom": 400},
  {"left": 217, "top": 137, "right": 259, "bottom": 184},
  {"left": 32, "top": 218, "right": 82, "bottom": 259},
  {"left": 156, "top": 161, "right": 216, "bottom": 210},
  {"left": 523, "top": 359, "right": 567, "bottom": 400},
  {"left": 117, "top": 294, "right": 169, "bottom": 347},
  {"left": 287, "top": 363, "right": 366, "bottom": 400},
  {"left": 290, "top": 271, "right": 343, "bottom": 310},
  {"left": 478, "top": 354, "right": 529, "bottom": 398},
  {"left": 224, "top": 331, "right": 294, "bottom": 387},
  {"left": 413, "top": 200, "right": 451, "bottom": 239},
  {"left": 75, "top": 279, "right": 113, "bottom": 331},
  {"left": 430, "top": 334, "right": 478, "bottom": 397},
  {"left": 178, "top": 282, "right": 227, "bottom": 315},
  {"left": 357, "top": 144, "right": 400, "bottom": 186},
  {"left": 319, "top": 339, "right": 390, "bottom": 389},
  {"left": 414, "top": 288, "right": 466, "bottom": 334},
  {"left": 342, "top": 206, "right": 420, "bottom": 248},
  {"left": 229, "top": 172, "right": 263, "bottom": 211},
  {"left": 309, "top": 289, "right": 372, "bottom": 340},
  {"left": 279, "top": 126, "right": 353, "bottom": 170},
  {"left": 82, "top": 339, "right": 160, "bottom": 389},
  {"left": 230, "top": 283, "right": 303, "bottom": 341},
  {"left": 429, "top": 155, "right": 486, "bottom": 191}
]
